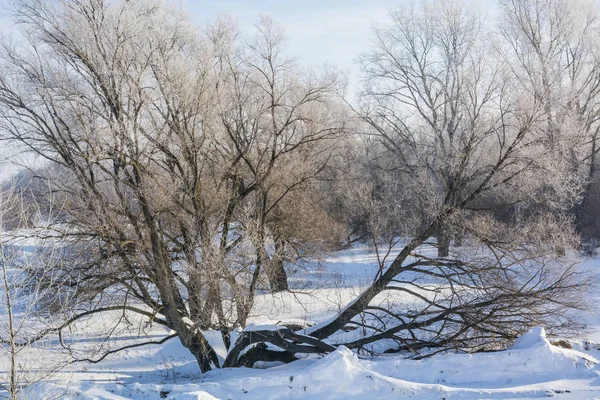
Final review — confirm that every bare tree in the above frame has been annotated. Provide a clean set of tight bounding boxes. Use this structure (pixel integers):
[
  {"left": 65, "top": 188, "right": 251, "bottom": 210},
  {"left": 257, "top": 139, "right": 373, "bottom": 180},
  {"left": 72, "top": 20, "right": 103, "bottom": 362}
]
[
  {"left": 207, "top": 16, "right": 349, "bottom": 293},
  {"left": 0, "top": 0, "right": 348, "bottom": 372},
  {"left": 0, "top": 0, "right": 591, "bottom": 373},
  {"left": 497, "top": 0, "right": 600, "bottom": 239},
  {"left": 305, "top": 0, "right": 589, "bottom": 355},
  {"left": 0, "top": 179, "right": 69, "bottom": 400},
  {"left": 0, "top": 192, "right": 18, "bottom": 400}
]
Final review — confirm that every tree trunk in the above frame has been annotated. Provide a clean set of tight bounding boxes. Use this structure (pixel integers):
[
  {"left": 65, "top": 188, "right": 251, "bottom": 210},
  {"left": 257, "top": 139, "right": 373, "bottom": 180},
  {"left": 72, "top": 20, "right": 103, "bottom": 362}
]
[
  {"left": 268, "top": 239, "right": 288, "bottom": 293},
  {"left": 436, "top": 230, "right": 450, "bottom": 258},
  {"left": 238, "top": 343, "right": 298, "bottom": 367},
  {"left": 268, "top": 257, "right": 289, "bottom": 293},
  {"left": 176, "top": 326, "right": 220, "bottom": 372},
  {"left": 158, "top": 279, "right": 219, "bottom": 372},
  {"left": 454, "top": 232, "right": 463, "bottom": 247},
  {"left": 157, "top": 284, "right": 219, "bottom": 373},
  {"left": 224, "top": 328, "right": 335, "bottom": 367}
]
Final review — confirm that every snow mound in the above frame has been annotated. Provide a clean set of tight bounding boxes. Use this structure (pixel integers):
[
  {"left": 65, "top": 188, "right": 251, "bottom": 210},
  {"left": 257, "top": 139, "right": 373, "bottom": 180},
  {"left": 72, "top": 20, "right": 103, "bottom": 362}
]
[
  {"left": 169, "top": 346, "right": 424, "bottom": 399},
  {"left": 368, "top": 327, "right": 597, "bottom": 388},
  {"left": 170, "top": 392, "right": 220, "bottom": 400},
  {"left": 25, "top": 333, "right": 600, "bottom": 399},
  {"left": 509, "top": 326, "right": 547, "bottom": 350}
]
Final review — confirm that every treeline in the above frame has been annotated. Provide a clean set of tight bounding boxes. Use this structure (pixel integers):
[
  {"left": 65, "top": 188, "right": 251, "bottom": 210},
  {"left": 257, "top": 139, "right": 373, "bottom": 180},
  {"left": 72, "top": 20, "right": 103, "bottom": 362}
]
[{"left": 0, "top": 0, "right": 597, "bottom": 373}]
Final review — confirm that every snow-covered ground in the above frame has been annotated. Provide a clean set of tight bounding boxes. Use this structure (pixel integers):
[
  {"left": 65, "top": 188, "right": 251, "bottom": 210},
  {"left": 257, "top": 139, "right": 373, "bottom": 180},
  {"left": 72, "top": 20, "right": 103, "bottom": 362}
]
[{"left": 4, "top": 244, "right": 600, "bottom": 399}]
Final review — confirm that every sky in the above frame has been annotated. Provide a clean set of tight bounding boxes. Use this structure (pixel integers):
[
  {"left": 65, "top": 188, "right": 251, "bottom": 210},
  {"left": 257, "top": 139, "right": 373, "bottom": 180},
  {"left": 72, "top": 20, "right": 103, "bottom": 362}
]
[
  {"left": 183, "top": 0, "right": 408, "bottom": 86},
  {"left": 0, "top": 0, "right": 490, "bottom": 91}
]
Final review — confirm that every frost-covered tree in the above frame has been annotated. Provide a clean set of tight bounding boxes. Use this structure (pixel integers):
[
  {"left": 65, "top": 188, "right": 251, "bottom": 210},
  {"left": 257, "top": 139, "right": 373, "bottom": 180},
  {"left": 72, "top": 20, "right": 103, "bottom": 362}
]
[
  {"left": 0, "top": 0, "right": 348, "bottom": 372},
  {"left": 0, "top": 0, "right": 591, "bottom": 373},
  {"left": 306, "top": 0, "right": 590, "bottom": 354},
  {"left": 0, "top": 181, "right": 69, "bottom": 399},
  {"left": 498, "top": 0, "right": 600, "bottom": 240}
]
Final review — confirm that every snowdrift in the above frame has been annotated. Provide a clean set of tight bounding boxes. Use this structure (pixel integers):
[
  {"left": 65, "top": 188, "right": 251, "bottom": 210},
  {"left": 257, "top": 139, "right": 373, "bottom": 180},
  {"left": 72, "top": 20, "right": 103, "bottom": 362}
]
[{"left": 46, "top": 327, "right": 600, "bottom": 400}]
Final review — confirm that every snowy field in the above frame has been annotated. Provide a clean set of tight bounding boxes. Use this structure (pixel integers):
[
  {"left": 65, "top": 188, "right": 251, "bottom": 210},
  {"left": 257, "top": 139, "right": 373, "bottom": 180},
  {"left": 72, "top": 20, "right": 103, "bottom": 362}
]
[{"left": 3, "top": 244, "right": 600, "bottom": 400}]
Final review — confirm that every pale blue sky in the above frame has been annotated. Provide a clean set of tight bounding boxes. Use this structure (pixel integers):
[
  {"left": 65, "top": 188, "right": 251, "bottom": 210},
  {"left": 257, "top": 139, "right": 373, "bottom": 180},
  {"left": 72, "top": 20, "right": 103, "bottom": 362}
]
[
  {"left": 0, "top": 0, "right": 491, "bottom": 86},
  {"left": 183, "top": 0, "right": 492, "bottom": 87},
  {"left": 0, "top": 0, "right": 405, "bottom": 85},
  {"left": 184, "top": 0, "right": 409, "bottom": 84}
]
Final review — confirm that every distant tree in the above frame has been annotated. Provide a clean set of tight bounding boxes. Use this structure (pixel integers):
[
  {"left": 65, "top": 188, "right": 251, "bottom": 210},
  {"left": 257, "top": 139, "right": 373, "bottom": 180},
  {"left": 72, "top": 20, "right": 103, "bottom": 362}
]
[
  {"left": 498, "top": 0, "right": 600, "bottom": 240},
  {"left": 209, "top": 16, "right": 350, "bottom": 292},
  {"left": 0, "top": 181, "right": 68, "bottom": 400}
]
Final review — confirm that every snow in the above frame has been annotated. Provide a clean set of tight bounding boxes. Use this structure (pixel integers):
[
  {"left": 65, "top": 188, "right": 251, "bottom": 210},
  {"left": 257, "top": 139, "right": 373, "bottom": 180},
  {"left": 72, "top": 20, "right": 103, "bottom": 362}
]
[
  {"left": 30, "top": 337, "right": 600, "bottom": 399},
  {"left": 4, "top": 243, "right": 600, "bottom": 399},
  {"left": 510, "top": 326, "right": 548, "bottom": 350}
]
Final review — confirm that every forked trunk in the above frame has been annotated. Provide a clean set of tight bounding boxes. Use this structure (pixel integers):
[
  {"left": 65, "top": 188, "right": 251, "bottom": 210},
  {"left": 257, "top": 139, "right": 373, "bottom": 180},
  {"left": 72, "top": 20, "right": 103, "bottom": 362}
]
[{"left": 176, "top": 326, "right": 220, "bottom": 373}]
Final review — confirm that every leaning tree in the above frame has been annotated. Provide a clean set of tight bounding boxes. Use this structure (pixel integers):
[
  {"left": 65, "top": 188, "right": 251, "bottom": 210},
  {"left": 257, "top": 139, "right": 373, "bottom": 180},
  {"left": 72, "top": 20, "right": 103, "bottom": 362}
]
[{"left": 305, "top": 0, "right": 590, "bottom": 355}]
